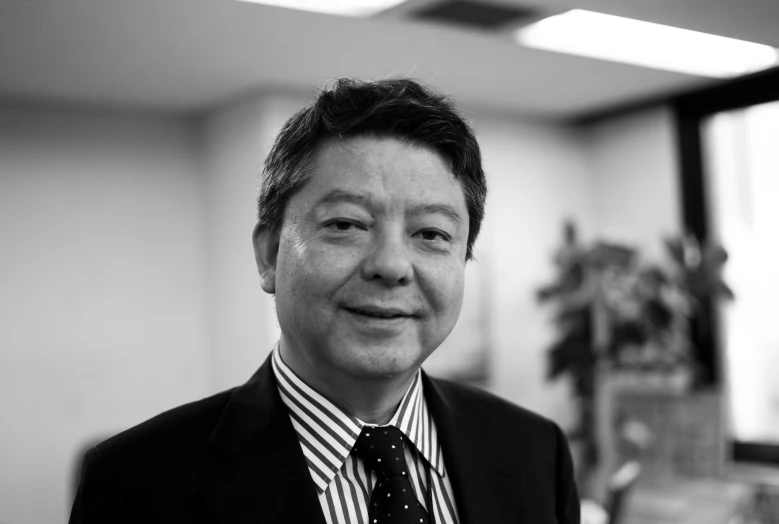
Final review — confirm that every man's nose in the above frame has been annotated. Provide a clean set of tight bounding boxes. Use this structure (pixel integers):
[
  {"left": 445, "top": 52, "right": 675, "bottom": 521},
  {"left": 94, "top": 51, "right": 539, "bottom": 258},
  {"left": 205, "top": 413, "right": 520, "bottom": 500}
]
[{"left": 360, "top": 233, "right": 413, "bottom": 285}]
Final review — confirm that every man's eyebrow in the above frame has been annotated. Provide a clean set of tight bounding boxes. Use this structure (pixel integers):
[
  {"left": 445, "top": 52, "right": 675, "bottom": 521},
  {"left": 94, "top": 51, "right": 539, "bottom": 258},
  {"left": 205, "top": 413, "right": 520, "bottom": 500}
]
[
  {"left": 409, "top": 203, "right": 463, "bottom": 224},
  {"left": 313, "top": 189, "right": 372, "bottom": 209},
  {"left": 313, "top": 189, "right": 463, "bottom": 224}
]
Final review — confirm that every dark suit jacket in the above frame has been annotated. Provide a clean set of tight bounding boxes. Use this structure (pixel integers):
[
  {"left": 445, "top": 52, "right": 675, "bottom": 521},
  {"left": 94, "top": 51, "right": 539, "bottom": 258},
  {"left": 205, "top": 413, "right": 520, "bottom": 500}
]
[{"left": 70, "top": 354, "right": 580, "bottom": 523}]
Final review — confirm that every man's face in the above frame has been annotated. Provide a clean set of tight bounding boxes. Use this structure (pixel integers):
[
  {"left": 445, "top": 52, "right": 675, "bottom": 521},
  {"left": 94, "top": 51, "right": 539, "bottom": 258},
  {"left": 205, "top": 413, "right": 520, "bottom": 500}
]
[{"left": 259, "top": 136, "right": 469, "bottom": 388}]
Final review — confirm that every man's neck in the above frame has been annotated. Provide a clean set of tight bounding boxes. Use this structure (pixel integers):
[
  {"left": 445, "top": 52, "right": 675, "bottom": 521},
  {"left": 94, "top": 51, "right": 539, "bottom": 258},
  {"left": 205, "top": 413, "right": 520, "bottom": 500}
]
[
  {"left": 330, "top": 384, "right": 410, "bottom": 425},
  {"left": 278, "top": 343, "right": 417, "bottom": 425}
]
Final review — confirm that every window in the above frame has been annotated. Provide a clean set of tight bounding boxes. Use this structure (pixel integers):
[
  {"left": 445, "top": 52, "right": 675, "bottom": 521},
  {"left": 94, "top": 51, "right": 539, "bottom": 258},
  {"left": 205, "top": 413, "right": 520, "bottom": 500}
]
[
  {"left": 674, "top": 66, "right": 779, "bottom": 470},
  {"left": 704, "top": 101, "right": 779, "bottom": 461}
]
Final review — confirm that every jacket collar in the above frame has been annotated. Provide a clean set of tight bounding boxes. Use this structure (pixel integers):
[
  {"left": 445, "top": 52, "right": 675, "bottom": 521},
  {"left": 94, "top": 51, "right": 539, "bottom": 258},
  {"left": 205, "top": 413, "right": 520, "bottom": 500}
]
[
  {"left": 196, "top": 354, "right": 517, "bottom": 524},
  {"left": 422, "top": 372, "right": 522, "bottom": 524},
  {"left": 198, "top": 353, "right": 326, "bottom": 524}
]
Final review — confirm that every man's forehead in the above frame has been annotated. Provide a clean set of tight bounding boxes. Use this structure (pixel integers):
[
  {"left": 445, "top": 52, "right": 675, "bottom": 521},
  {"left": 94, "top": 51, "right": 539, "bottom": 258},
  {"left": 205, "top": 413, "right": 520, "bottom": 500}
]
[{"left": 315, "top": 135, "right": 452, "bottom": 169}]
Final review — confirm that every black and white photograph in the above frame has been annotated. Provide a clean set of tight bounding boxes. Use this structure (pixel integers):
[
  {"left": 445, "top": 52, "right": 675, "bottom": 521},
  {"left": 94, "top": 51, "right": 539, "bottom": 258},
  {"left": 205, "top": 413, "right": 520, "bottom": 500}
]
[{"left": 1, "top": 1, "right": 778, "bottom": 523}]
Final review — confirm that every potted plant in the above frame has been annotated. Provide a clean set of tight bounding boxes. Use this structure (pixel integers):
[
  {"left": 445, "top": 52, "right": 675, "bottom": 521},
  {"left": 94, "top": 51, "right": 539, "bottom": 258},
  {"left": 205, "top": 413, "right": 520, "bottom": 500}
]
[{"left": 537, "top": 221, "right": 733, "bottom": 493}]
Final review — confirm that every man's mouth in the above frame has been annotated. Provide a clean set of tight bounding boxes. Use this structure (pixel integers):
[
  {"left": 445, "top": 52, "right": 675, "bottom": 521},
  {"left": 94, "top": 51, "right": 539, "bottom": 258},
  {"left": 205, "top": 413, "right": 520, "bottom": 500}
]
[{"left": 344, "top": 306, "right": 413, "bottom": 319}]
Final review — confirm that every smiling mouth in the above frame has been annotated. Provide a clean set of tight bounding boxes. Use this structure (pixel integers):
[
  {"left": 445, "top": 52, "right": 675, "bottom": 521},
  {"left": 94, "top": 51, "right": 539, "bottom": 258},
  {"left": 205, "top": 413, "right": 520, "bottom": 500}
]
[{"left": 344, "top": 307, "right": 413, "bottom": 320}]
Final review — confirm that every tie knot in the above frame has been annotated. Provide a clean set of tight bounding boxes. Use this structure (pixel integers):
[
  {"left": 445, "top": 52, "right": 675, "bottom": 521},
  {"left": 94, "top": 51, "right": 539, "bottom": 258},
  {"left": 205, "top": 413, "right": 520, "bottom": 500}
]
[{"left": 352, "top": 426, "right": 408, "bottom": 479}]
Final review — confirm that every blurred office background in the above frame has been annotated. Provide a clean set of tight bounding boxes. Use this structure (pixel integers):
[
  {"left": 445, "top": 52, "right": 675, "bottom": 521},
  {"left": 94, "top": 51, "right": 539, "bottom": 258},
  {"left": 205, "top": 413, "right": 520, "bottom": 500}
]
[{"left": 1, "top": 1, "right": 778, "bottom": 522}]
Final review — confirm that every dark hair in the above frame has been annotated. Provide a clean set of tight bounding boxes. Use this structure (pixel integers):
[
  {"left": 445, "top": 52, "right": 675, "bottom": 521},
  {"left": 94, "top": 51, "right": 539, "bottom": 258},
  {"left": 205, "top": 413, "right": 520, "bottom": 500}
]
[{"left": 258, "top": 77, "right": 487, "bottom": 260}]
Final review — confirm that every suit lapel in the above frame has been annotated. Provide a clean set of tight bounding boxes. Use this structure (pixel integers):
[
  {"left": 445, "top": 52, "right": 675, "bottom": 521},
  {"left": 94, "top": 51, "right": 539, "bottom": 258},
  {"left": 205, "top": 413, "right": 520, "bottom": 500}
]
[
  {"left": 194, "top": 358, "right": 525, "bottom": 523},
  {"left": 197, "top": 355, "right": 326, "bottom": 524},
  {"left": 423, "top": 373, "right": 523, "bottom": 524}
]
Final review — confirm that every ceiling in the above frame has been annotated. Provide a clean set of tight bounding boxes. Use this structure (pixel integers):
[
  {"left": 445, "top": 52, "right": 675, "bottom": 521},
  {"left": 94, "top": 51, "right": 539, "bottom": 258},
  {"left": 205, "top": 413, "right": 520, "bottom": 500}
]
[{"left": 1, "top": 0, "right": 778, "bottom": 120}]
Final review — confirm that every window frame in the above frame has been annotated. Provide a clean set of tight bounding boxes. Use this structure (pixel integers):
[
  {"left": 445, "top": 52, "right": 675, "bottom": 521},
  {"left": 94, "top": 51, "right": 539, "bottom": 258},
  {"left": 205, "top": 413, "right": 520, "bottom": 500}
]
[{"left": 672, "top": 65, "right": 779, "bottom": 470}]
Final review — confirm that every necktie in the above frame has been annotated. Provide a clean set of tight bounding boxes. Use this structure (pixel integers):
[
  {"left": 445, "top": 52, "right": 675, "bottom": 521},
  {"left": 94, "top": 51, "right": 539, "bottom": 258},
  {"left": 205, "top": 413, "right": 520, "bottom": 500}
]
[{"left": 352, "top": 425, "right": 430, "bottom": 524}]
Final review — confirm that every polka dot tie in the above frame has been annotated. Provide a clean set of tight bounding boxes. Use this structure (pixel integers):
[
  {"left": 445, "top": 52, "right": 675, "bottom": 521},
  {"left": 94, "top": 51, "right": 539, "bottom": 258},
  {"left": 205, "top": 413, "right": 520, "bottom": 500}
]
[{"left": 352, "top": 426, "right": 430, "bottom": 524}]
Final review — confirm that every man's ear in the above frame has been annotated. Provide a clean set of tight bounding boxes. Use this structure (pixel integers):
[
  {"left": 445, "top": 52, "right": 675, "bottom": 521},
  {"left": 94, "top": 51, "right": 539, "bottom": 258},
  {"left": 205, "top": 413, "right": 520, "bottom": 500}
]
[{"left": 252, "top": 221, "right": 279, "bottom": 294}]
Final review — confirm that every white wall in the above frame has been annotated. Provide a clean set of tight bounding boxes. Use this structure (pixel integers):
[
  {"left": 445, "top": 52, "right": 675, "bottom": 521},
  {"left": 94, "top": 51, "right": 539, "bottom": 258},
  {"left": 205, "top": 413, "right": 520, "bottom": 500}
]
[
  {"left": 465, "top": 105, "right": 681, "bottom": 425},
  {"left": 584, "top": 105, "right": 681, "bottom": 260},
  {"left": 197, "top": 94, "right": 306, "bottom": 391},
  {"left": 472, "top": 113, "right": 593, "bottom": 427},
  {"left": 0, "top": 104, "right": 210, "bottom": 524},
  {"left": 470, "top": 106, "right": 682, "bottom": 484}
]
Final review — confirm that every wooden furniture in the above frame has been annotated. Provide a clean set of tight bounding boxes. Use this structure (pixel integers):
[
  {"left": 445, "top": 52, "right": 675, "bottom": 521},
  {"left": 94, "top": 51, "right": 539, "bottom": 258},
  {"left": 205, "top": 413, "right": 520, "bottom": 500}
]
[
  {"left": 592, "top": 381, "right": 754, "bottom": 523},
  {"left": 590, "top": 372, "right": 726, "bottom": 495},
  {"left": 623, "top": 479, "right": 752, "bottom": 524},
  {"left": 615, "top": 387, "right": 725, "bottom": 480}
]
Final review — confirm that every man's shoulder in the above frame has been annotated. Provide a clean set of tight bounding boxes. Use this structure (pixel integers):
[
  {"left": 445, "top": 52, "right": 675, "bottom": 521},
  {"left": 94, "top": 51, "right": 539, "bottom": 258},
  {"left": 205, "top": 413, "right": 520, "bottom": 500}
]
[
  {"left": 94, "top": 387, "right": 238, "bottom": 461},
  {"left": 426, "top": 376, "right": 579, "bottom": 521}
]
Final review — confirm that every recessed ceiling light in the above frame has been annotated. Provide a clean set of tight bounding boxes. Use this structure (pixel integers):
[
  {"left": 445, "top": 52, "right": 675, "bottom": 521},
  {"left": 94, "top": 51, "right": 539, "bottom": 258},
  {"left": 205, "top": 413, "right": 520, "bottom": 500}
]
[
  {"left": 235, "top": 0, "right": 409, "bottom": 17},
  {"left": 514, "top": 9, "right": 779, "bottom": 78}
]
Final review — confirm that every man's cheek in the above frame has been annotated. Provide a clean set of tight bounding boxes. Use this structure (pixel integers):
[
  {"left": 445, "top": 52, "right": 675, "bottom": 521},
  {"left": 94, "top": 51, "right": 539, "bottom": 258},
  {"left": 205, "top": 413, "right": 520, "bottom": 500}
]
[
  {"left": 426, "top": 264, "right": 465, "bottom": 304},
  {"left": 315, "top": 247, "right": 363, "bottom": 275}
]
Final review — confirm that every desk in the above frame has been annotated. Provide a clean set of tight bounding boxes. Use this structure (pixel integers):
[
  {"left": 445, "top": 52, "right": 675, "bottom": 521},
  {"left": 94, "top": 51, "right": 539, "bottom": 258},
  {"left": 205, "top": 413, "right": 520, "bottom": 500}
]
[{"left": 624, "top": 479, "right": 752, "bottom": 524}]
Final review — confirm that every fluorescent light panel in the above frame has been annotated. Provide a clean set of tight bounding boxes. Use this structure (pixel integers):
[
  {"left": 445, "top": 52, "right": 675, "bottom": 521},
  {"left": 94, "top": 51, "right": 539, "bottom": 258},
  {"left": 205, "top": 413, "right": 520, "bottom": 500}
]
[
  {"left": 236, "top": 0, "right": 408, "bottom": 17},
  {"left": 514, "top": 9, "right": 779, "bottom": 78}
]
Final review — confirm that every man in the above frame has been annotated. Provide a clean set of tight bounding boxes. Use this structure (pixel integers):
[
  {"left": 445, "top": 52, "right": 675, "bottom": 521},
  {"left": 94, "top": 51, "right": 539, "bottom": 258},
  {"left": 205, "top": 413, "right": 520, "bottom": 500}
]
[{"left": 70, "top": 78, "right": 580, "bottom": 523}]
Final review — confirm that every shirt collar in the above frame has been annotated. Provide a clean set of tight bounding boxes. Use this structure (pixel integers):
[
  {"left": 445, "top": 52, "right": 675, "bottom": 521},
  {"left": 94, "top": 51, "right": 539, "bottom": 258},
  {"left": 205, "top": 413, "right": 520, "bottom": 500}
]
[{"left": 271, "top": 344, "right": 445, "bottom": 493}]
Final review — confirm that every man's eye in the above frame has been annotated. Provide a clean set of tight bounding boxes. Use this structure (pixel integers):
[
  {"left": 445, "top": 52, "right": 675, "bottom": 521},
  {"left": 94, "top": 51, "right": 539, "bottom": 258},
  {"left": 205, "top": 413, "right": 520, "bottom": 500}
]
[
  {"left": 326, "top": 221, "right": 359, "bottom": 231},
  {"left": 417, "top": 230, "right": 450, "bottom": 242}
]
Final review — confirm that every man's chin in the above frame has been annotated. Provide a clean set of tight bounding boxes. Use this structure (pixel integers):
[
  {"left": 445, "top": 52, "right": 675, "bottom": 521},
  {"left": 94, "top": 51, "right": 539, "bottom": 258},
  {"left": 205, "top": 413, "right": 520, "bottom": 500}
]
[{"left": 344, "top": 352, "right": 424, "bottom": 382}]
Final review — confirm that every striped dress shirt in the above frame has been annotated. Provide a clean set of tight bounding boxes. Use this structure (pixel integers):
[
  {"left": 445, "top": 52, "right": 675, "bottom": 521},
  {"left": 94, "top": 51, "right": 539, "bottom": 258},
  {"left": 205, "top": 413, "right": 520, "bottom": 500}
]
[{"left": 271, "top": 346, "right": 460, "bottom": 524}]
